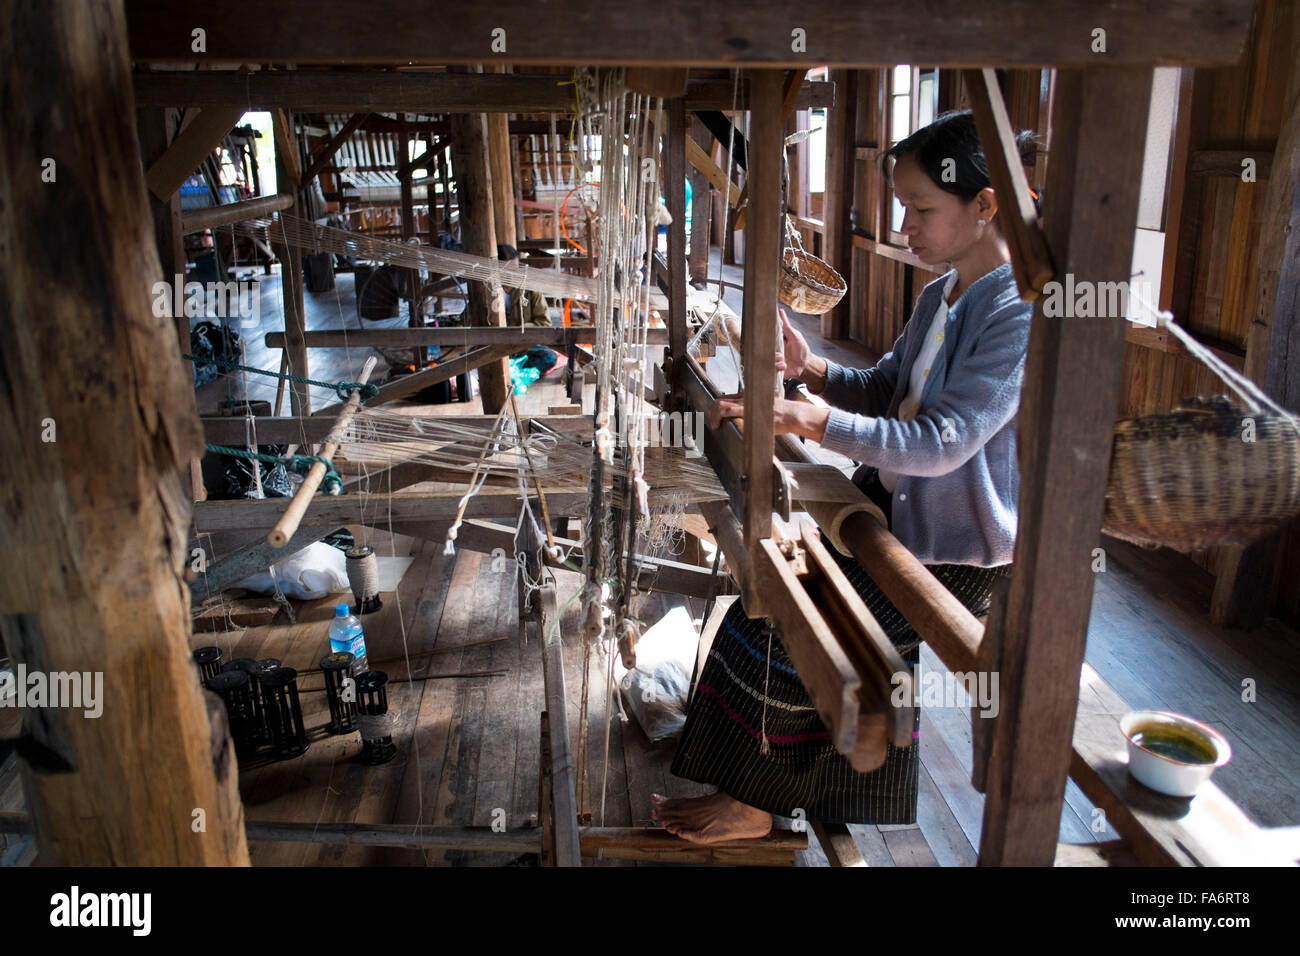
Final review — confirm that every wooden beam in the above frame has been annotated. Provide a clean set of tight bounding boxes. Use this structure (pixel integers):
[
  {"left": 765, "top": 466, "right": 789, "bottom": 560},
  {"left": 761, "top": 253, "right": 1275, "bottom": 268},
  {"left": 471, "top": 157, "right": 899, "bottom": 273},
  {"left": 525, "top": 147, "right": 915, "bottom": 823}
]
[
  {"left": 266, "top": 327, "right": 669, "bottom": 350},
  {"left": 963, "top": 68, "right": 1055, "bottom": 298},
  {"left": 364, "top": 345, "right": 517, "bottom": 407},
  {"left": 666, "top": 98, "right": 689, "bottom": 402},
  {"left": 125, "top": 1, "right": 1255, "bottom": 67},
  {"left": 1123, "top": 321, "right": 1245, "bottom": 372},
  {"left": 740, "top": 71, "right": 784, "bottom": 568},
  {"left": 138, "top": 108, "right": 204, "bottom": 500},
  {"left": 977, "top": 67, "right": 1153, "bottom": 867},
  {"left": 486, "top": 65, "right": 518, "bottom": 250},
  {"left": 193, "top": 489, "right": 591, "bottom": 532},
  {"left": 269, "top": 357, "right": 378, "bottom": 547},
  {"left": 272, "top": 108, "right": 301, "bottom": 188},
  {"left": 202, "top": 412, "right": 589, "bottom": 445},
  {"left": 1189, "top": 148, "right": 1274, "bottom": 179},
  {"left": 0, "top": 0, "right": 247, "bottom": 864},
  {"left": 181, "top": 192, "right": 294, "bottom": 234},
  {"left": 822, "top": 69, "right": 857, "bottom": 339},
  {"left": 301, "top": 111, "right": 370, "bottom": 184},
  {"left": 273, "top": 111, "right": 309, "bottom": 415},
  {"left": 684, "top": 136, "right": 743, "bottom": 208},
  {"left": 133, "top": 69, "right": 835, "bottom": 111},
  {"left": 811, "top": 822, "right": 867, "bottom": 867},
  {"left": 534, "top": 584, "right": 581, "bottom": 866},
  {"left": 143, "top": 104, "right": 244, "bottom": 201},
  {"left": 449, "top": 69, "right": 509, "bottom": 414}
]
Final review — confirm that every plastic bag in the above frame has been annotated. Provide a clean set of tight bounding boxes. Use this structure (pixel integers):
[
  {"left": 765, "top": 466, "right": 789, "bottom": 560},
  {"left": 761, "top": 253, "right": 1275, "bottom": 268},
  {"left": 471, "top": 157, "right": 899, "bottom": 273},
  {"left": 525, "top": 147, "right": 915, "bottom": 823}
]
[
  {"left": 613, "top": 605, "right": 699, "bottom": 741},
  {"left": 235, "top": 542, "right": 348, "bottom": 600}
]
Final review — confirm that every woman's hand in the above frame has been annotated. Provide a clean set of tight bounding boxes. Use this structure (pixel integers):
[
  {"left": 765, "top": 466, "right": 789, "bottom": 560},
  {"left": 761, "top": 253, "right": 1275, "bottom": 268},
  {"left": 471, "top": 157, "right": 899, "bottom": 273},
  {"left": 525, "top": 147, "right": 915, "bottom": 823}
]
[
  {"left": 776, "top": 306, "right": 810, "bottom": 378},
  {"left": 707, "top": 394, "right": 829, "bottom": 442},
  {"left": 776, "top": 307, "right": 829, "bottom": 391}
]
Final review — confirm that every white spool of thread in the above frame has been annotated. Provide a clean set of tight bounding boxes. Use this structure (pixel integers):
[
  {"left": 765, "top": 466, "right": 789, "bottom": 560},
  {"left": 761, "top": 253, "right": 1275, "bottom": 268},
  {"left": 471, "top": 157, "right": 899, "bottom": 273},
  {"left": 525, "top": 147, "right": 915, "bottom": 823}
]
[{"left": 345, "top": 545, "right": 382, "bottom": 614}]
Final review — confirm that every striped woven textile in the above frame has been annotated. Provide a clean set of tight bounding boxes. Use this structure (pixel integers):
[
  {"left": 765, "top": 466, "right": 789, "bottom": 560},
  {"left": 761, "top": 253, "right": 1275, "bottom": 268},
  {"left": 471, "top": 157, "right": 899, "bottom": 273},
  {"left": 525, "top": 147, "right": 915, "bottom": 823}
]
[{"left": 670, "top": 535, "right": 1011, "bottom": 825}]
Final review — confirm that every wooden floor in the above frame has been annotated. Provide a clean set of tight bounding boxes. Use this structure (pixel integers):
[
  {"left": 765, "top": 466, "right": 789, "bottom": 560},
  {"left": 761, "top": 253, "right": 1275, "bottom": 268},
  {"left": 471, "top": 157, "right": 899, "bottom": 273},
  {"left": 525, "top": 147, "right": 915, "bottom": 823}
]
[{"left": 4, "top": 261, "right": 1297, "bottom": 867}]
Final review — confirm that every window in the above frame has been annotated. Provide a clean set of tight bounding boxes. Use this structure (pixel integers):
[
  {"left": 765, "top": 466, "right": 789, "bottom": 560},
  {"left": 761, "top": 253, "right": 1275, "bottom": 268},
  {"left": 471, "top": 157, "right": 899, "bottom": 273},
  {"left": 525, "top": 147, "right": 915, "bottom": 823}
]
[{"left": 887, "top": 66, "right": 939, "bottom": 238}]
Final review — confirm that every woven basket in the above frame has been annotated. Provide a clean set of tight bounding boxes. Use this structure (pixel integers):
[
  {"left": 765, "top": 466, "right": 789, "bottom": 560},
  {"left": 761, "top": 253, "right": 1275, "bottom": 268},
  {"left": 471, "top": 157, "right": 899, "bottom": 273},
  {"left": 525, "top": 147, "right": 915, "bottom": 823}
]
[
  {"left": 778, "top": 219, "right": 846, "bottom": 314},
  {"left": 1103, "top": 394, "right": 1300, "bottom": 550}
]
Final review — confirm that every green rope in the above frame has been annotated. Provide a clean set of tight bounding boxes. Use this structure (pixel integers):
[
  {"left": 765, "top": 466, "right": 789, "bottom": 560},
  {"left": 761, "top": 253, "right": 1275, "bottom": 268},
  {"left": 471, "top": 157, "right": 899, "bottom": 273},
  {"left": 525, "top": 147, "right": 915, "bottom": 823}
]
[
  {"left": 183, "top": 353, "right": 379, "bottom": 403},
  {"left": 205, "top": 443, "right": 343, "bottom": 496}
]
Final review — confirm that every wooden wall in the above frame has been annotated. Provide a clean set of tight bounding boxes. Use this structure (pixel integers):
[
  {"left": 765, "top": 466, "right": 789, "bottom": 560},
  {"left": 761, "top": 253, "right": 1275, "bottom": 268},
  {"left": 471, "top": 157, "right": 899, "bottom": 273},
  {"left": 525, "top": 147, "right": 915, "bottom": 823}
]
[{"left": 1121, "top": 0, "right": 1299, "bottom": 623}]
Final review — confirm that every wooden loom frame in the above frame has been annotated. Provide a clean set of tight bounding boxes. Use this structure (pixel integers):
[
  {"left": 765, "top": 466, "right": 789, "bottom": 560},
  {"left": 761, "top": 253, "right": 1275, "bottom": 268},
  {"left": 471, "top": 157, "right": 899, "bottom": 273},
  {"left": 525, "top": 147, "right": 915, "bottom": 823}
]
[{"left": 5, "top": 0, "right": 1292, "bottom": 867}]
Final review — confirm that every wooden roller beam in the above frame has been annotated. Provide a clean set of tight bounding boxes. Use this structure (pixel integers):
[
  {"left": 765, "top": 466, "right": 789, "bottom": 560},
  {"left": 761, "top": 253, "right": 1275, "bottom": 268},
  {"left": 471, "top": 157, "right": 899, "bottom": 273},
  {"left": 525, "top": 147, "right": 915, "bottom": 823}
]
[
  {"left": 269, "top": 356, "right": 377, "bottom": 547},
  {"left": 181, "top": 192, "right": 294, "bottom": 234}
]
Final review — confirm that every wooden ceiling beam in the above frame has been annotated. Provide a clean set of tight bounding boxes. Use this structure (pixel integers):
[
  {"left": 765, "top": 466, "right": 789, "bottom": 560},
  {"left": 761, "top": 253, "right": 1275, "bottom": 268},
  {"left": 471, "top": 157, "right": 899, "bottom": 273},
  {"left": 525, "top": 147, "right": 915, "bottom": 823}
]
[
  {"left": 133, "top": 70, "right": 835, "bottom": 112},
  {"left": 125, "top": 0, "right": 1252, "bottom": 67}
]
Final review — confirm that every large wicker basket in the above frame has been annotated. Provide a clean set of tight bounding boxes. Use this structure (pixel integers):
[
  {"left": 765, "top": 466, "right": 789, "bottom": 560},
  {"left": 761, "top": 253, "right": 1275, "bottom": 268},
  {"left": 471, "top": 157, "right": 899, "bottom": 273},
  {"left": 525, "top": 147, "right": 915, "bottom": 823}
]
[
  {"left": 778, "top": 219, "right": 846, "bottom": 314},
  {"left": 1103, "top": 394, "right": 1300, "bottom": 551}
]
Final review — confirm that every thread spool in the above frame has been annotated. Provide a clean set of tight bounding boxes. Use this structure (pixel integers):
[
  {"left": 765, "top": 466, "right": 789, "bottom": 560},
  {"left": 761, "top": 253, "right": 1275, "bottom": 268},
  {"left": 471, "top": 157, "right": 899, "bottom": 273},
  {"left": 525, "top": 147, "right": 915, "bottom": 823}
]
[
  {"left": 260, "top": 666, "right": 309, "bottom": 760},
  {"left": 345, "top": 545, "right": 383, "bottom": 615},
  {"left": 207, "top": 669, "right": 259, "bottom": 757},
  {"left": 192, "top": 646, "right": 222, "bottom": 687},
  {"left": 222, "top": 658, "right": 268, "bottom": 745},
  {"left": 320, "top": 652, "right": 357, "bottom": 735},
  {"left": 355, "top": 670, "right": 397, "bottom": 765}
]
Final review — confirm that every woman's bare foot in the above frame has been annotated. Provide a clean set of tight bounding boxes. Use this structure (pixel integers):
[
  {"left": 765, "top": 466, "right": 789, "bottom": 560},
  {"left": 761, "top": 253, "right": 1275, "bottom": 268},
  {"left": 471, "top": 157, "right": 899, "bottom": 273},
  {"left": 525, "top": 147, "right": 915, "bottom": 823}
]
[{"left": 650, "top": 792, "right": 773, "bottom": 844}]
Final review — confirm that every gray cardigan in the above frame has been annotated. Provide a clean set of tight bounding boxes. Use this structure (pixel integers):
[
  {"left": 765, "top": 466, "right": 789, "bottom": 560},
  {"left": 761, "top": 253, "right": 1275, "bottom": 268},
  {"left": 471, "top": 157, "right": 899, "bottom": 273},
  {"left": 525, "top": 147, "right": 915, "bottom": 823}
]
[{"left": 817, "top": 262, "right": 1031, "bottom": 567}]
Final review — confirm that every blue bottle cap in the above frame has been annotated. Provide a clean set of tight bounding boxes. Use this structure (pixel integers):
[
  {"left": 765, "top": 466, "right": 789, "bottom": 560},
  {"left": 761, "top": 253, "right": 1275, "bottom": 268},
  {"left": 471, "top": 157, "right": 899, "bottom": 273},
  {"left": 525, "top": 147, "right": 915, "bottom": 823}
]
[{"left": 335, "top": 604, "right": 349, "bottom": 617}]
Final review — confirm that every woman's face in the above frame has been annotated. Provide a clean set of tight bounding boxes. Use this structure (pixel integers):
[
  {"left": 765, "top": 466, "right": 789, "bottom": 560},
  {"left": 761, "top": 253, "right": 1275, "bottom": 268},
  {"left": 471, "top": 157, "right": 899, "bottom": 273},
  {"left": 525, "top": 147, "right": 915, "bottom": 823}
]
[{"left": 892, "top": 154, "right": 991, "bottom": 266}]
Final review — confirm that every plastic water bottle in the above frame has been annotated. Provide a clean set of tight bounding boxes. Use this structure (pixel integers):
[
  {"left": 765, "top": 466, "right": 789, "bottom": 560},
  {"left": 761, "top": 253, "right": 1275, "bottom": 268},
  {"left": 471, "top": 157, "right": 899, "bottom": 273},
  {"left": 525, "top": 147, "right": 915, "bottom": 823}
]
[{"left": 328, "top": 604, "right": 368, "bottom": 675}]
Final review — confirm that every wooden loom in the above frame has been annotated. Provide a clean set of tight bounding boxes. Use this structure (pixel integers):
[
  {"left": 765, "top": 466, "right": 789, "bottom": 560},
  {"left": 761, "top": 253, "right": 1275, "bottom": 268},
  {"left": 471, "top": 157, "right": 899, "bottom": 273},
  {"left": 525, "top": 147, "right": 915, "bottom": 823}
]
[{"left": 6, "top": 0, "right": 1293, "bottom": 868}]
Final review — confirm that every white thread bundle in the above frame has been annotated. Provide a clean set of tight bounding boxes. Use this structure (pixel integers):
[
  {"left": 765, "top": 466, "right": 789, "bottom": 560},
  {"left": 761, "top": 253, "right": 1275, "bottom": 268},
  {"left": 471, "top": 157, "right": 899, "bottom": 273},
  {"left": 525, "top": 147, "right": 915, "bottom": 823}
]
[{"left": 345, "top": 546, "right": 380, "bottom": 604}]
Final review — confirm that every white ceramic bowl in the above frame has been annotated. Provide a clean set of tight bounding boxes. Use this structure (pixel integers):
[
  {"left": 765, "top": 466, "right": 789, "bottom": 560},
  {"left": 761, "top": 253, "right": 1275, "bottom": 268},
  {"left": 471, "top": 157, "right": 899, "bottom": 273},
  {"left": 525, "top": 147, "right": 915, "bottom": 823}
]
[{"left": 1119, "top": 710, "right": 1231, "bottom": 798}]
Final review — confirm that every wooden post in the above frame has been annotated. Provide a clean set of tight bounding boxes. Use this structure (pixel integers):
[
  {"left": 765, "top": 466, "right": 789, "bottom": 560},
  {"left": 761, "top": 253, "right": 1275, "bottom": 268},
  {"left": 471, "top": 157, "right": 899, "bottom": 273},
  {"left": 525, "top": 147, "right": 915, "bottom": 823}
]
[
  {"left": 138, "top": 106, "right": 205, "bottom": 500},
  {"left": 274, "top": 109, "right": 310, "bottom": 415},
  {"left": 687, "top": 115, "right": 713, "bottom": 285},
  {"left": 0, "top": 0, "right": 248, "bottom": 865},
  {"left": 822, "top": 69, "right": 857, "bottom": 339},
  {"left": 740, "top": 71, "right": 783, "bottom": 583},
  {"left": 535, "top": 584, "right": 581, "bottom": 866},
  {"left": 450, "top": 67, "right": 509, "bottom": 414},
  {"left": 666, "top": 98, "right": 689, "bottom": 402},
  {"left": 487, "top": 64, "right": 518, "bottom": 250},
  {"left": 977, "top": 67, "right": 1153, "bottom": 866}
]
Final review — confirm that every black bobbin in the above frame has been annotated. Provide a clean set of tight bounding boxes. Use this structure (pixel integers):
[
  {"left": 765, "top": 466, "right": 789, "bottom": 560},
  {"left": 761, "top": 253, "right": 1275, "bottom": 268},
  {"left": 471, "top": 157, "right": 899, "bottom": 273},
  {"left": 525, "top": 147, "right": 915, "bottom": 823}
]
[
  {"left": 320, "top": 652, "right": 357, "bottom": 735},
  {"left": 193, "top": 646, "right": 223, "bottom": 687},
  {"left": 207, "top": 669, "right": 259, "bottom": 757},
  {"left": 260, "top": 666, "right": 309, "bottom": 759},
  {"left": 222, "top": 658, "right": 268, "bottom": 745},
  {"left": 355, "top": 670, "right": 397, "bottom": 765}
]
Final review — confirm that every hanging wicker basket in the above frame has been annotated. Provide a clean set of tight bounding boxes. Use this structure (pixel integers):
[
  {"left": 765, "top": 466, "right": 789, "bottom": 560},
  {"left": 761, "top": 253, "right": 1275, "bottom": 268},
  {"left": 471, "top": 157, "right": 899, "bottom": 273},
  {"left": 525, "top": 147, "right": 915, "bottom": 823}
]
[
  {"left": 778, "top": 219, "right": 846, "bottom": 315},
  {"left": 1101, "top": 314, "right": 1300, "bottom": 553}
]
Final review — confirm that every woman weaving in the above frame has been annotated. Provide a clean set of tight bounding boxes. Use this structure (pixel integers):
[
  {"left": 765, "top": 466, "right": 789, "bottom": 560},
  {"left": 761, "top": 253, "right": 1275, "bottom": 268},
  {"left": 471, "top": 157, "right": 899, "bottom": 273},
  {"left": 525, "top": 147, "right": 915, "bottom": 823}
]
[{"left": 653, "top": 111, "right": 1039, "bottom": 843}]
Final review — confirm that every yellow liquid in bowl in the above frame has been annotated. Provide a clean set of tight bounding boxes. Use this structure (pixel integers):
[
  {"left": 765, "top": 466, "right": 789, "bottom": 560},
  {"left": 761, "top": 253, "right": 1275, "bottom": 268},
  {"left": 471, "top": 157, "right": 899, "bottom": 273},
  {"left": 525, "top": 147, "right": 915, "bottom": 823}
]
[{"left": 1129, "top": 725, "right": 1217, "bottom": 764}]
